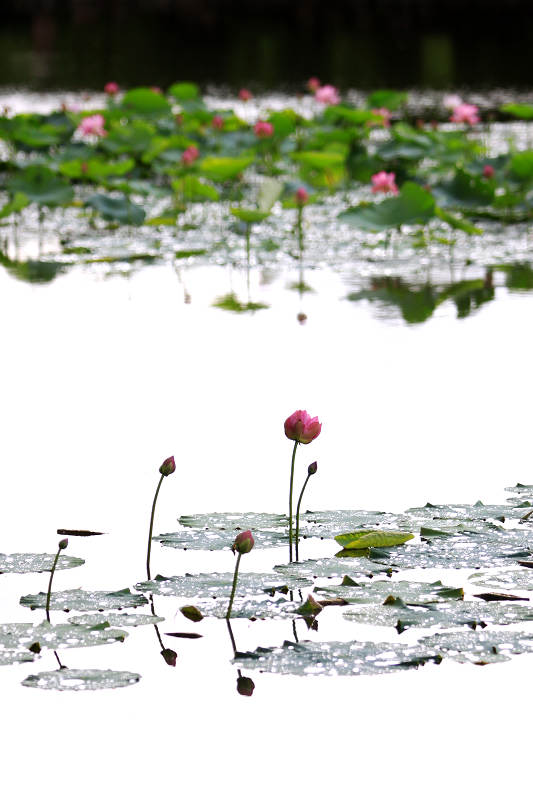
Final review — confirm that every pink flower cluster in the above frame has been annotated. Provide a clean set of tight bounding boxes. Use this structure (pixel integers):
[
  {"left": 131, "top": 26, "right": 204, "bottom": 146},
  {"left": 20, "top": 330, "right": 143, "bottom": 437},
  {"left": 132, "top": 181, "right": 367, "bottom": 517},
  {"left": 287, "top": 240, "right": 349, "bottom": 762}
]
[
  {"left": 284, "top": 410, "right": 322, "bottom": 444},
  {"left": 181, "top": 145, "right": 199, "bottom": 165},
  {"left": 315, "top": 85, "right": 340, "bottom": 106},
  {"left": 77, "top": 114, "right": 106, "bottom": 137},
  {"left": 371, "top": 171, "right": 398, "bottom": 195},
  {"left": 450, "top": 103, "right": 480, "bottom": 125},
  {"left": 254, "top": 120, "right": 274, "bottom": 138}
]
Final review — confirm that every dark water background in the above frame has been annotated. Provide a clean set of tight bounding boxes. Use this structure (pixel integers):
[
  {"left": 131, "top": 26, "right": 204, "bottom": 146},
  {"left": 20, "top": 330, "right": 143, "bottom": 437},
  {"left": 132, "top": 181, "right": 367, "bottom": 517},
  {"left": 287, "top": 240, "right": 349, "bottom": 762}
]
[{"left": 1, "top": 0, "right": 531, "bottom": 91}]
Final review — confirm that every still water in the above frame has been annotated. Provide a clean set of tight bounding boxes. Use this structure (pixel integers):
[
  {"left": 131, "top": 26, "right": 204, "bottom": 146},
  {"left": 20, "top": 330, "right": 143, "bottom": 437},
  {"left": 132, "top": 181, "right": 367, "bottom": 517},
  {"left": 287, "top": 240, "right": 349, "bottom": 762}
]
[{"left": 0, "top": 89, "right": 532, "bottom": 799}]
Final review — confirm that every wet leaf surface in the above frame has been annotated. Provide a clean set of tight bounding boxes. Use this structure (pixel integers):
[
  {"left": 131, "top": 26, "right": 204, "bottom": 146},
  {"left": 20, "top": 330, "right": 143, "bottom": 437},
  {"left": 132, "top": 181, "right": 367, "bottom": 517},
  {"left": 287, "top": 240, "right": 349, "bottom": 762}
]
[
  {"left": 20, "top": 588, "right": 149, "bottom": 612},
  {"left": 0, "top": 621, "right": 128, "bottom": 650},
  {"left": 68, "top": 613, "right": 164, "bottom": 627},
  {"left": 0, "top": 552, "right": 85, "bottom": 574},
  {"left": 22, "top": 668, "right": 141, "bottom": 691}
]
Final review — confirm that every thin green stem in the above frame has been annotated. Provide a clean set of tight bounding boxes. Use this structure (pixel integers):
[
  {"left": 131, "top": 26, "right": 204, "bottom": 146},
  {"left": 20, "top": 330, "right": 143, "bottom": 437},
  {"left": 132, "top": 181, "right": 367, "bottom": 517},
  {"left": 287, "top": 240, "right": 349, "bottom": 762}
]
[
  {"left": 295, "top": 473, "right": 311, "bottom": 562},
  {"left": 146, "top": 474, "right": 165, "bottom": 581},
  {"left": 226, "top": 552, "right": 242, "bottom": 619},
  {"left": 45, "top": 547, "right": 62, "bottom": 623},
  {"left": 288, "top": 440, "right": 298, "bottom": 562},
  {"left": 226, "top": 618, "right": 237, "bottom": 655},
  {"left": 246, "top": 223, "right": 251, "bottom": 266},
  {"left": 297, "top": 206, "right": 303, "bottom": 259}
]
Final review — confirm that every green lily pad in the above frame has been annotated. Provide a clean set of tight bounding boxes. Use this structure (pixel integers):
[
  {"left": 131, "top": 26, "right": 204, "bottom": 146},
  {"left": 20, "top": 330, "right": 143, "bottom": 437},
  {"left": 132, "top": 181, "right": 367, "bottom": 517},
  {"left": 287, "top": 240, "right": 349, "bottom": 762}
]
[
  {"left": 0, "top": 553, "right": 84, "bottom": 574},
  {"left": 0, "top": 649, "right": 37, "bottom": 667},
  {"left": 339, "top": 182, "right": 435, "bottom": 231},
  {"left": 157, "top": 511, "right": 288, "bottom": 551},
  {"left": 22, "top": 668, "right": 141, "bottom": 691},
  {"left": 85, "top": 194, "right": 146, "bottom": 225},
  {"left": 275, "top": 556, "right": 396, "bottom": 582},
  {"left": 420, "top": 629, "right": 533, "bottom": 665},
  {"left": 198, "top": 156, "right": 254, "bottom": 182},
  {"left": 20, "top": 588, "right": 148, "bottom": 612},
  {"left": 230, "top": 208, "right": 270, "bottom": 224},
  {"left": 8, "top": 165, "right": 74, "bottom": 207},
  {"left": 136, "top": 571, "right": 310, "bottom": 599},
  {"left": 315, "top": 579, "right": 464, "bottom": 604},
  {"left": 469, "top": 568, "right": 533, "bottom": 593},
  {"left": 121, "top": 88, "right": 171, "bottom": 114},
  {"left": 334, "top": 530, "right": 414, "bottom": 549},
  {"left": 0, "top": 621, "right": 127, "bottom": 651}
]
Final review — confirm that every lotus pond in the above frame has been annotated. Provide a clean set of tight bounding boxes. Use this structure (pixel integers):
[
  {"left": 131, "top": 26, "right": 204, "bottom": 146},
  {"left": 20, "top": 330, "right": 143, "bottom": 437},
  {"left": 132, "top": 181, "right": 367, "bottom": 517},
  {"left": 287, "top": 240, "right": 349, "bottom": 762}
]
[{"left": 1, "top": 83, "right": 533, "bottom": 798}]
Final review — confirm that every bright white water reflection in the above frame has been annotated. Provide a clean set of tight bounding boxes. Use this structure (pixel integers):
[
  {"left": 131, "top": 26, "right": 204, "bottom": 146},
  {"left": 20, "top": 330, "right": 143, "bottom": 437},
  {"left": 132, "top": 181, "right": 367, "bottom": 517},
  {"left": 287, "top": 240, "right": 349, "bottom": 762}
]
[{"left": 1, "top": 91, "right": 532, "bottom": 800}]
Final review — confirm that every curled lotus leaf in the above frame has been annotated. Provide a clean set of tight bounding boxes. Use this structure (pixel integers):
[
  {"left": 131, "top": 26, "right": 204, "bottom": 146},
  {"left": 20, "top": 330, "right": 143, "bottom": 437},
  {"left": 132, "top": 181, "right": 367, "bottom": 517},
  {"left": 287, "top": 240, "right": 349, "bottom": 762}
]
[
  {"left": 0, "top": 553, "right": 84, "bottom": 574},
  {"left": 22, "top": 669, "right": 141, "bottom": 691}
]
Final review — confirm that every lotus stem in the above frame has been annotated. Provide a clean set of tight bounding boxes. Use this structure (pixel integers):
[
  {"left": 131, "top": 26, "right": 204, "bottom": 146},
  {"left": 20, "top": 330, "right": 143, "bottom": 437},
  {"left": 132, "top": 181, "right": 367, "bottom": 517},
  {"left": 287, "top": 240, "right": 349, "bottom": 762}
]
[
  {"left": 46, "top": 539, "right": 67, "bottom": 623},
  {"left": 146, "top": 474, "right": 164, "bottom": 581},
  {"left": 288, "top": 440, "right": 298, "bottom": 562},
  {"left": 295, "top": 471, "right": 314, "bottom": 562},
  {"left": 226, "top": 552, "right": 242, "bottom": 619}
]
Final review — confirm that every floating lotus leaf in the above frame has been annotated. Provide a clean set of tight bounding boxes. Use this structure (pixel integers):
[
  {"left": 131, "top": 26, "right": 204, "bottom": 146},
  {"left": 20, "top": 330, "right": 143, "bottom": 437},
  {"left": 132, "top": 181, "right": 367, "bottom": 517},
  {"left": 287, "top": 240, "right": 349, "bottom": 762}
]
[
  {"left": 0, "top": 553, "right": 84, "bottom": 574},
  {"left": 334, "top": 530, "right": 414, "bottom": 549},
  {"left": 420, "top": 629, "right": 533, "bottom": 665},
  {"left": 198, "top": 156, "right": 254, "bottom": 182},
  {"left": 20, "top": 588, "right": 148, "bottom": 612},
  {"left": 8, "top": 165, "right": 74, "bottom": 206},
  {"left": 344, "top": 600, "right": 533, "bottom": 631},
  {"left": 68, "top": 613, "right": 164, "bottom": 627},
  {"left": 121, "top": 88, "right": 171, "bottom": 114},
  {"left": 22, "top": 669, "right": 141, "bottom": 691},
  {"left": 157, "top": 511, "right": 288, "bottom": 550},
  {"left": 315, "top": 579, "right": 464, "bottom": 605},
  {"left": 405, "top": 500, "right": 527, "bottom": 522},
  {"left": 0, "top": 621, "right": 127, "bottom": 651},
  {"left": 468, "top": 567, "right": 533, "bottom": 593},
  {"left": 136, "top": 571, "right": 310, "bottom": 599},
  {"left": 0, "top": 649, "right": 37, "bottom": 667},
  {"left": 274, "top": 556, "right": 395, "bottom": 582},
  {"left": 85, "top": 194, "right": 146, "bottom": 225},
  {"left": 339, "top": 182, "right": 435, "bottom": 232},
  {"left": 233, "top": 638, "right": 443, "bottom": 677}
]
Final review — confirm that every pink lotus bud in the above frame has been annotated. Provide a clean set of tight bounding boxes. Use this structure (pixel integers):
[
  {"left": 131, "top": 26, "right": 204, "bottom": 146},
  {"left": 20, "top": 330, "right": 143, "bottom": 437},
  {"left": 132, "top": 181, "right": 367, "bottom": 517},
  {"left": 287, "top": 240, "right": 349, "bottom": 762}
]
[
  {"left": 161, "top": 648, "right": 177, "bottom": 667},
  {"left": 315, "top": 85, "right": 340, "bottom": 106},
  {"left": 181, "top": 145, "right": 199, "bottom": 165},
  {"left": 239, "top": 88, "right": 253, "bottom": 102},
  {"left": 370, "top": 171, "right": 399, "bottom": 195},
  {"left": 307, "top": 77, "right": 321, "bottom": 93},
  {"left": 104, "top": 81, "right": 119, "bottom": 95},
  {"left": 254, "top": 120, "right": 274, "bottom": 138},
  {"left": 77, "top": 114, "right": 106, "bottom": 138},
  {"left": 212, "top": 114, "right": 224, "bottom": 130},
  {"left": 308, "top": 461, "right": 318, "bottom": 476},
  {"left": 284, "top": 410, "right": 322, "bottom": 444},
  {"left": 371, "top": 107, "right": 391, "bottom": 128},
  {"left": 58, "top": 539, "right": 68, "bottom": 550},
  {"left": 231, "top": 530, "right": 254, "bottom": 555},
  {"left": 450, "top": 103, "right": 480, "bottom": 125},
  {"left": 236, "top": 675, "right": 255, "bottom": 696},
  {"left": 159, "top": 456, "right": 176, "bottom": 476},
  {"left": 483, "top": 165, "right": 495, "bottom": 179},
  {"left": 295, "top": 187, "right": 309, "bottom": 206}
]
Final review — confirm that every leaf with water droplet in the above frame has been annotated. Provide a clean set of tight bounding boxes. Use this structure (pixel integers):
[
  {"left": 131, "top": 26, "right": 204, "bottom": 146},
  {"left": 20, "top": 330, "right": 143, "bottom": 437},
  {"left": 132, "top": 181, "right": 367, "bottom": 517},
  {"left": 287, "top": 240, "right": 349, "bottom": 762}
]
[
  {"left": 20, "top": 588, "right": 148, "bottom": 612},
  {"left": 22, "top": 669, "right": 141, "bottom": 691},
  {"left": 0, "top": 552, "right": 84, "bottom": 574}
]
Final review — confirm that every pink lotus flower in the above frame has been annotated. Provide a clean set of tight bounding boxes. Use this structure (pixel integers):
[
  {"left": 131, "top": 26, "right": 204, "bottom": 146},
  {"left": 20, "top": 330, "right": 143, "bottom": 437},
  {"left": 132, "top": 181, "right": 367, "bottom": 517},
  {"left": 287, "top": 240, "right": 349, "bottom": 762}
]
[
  {"left": 295, "top": 187, "right": 309, "bottom": 205},
  {"left": 284, "top": 410, "right": 322, "bottom": 444},
  {"left": 483, "top": 164, "right": 495, "bottom": 179},
  {"left": 212, "top": 114, "right": 224, "bottom": 130},
  {"left": 254, "top": 120, "right": 274, "bottom": 138},
  {"left": 307, "top": 77, "right": 321, "bottom": 93},
  {"left": 371, "top": 107, "right": 392, "bottom": 128},
  {"left": 315, "top": 85, "right": 340, "bottom": 106},
  {"left": 104, "top": 81, "right": 119, "bottom": 96},
  {"left": 78, "top": 114, "right": 106, "bottom": 137},
  {"left": 159, "top": 456, "right": 176, "bottom": 476},
  {"left": 239, "top": 88, "right": 252, "bottom": 102},
  {"left": 371, "top": 171, "right": 399, "bottom": 195},
  {"left": 181, "top": 145, "right": 199, "bottom": 165},
  {"left": 443, "top": 93, "right": 463, "bottom": 111},
  {"left": 232, "top": 530, "right": 254, "bottom": 555},
  {"left": 450, "top": 103, "right": 480, "bottom": 125}
]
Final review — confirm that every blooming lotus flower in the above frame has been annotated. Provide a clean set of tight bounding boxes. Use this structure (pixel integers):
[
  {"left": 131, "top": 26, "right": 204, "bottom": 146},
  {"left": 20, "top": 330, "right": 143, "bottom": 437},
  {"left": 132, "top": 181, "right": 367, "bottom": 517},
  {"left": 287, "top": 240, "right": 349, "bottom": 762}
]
[
  {"left": 181, "top": 145, "right": 199, "bottom": 165},
  {"left": 315, "top": 85, "right": 340, "bottom": 105},
  {"left": 232, "top": 530, "right": 254, "bottom": 555},
  {"left": 212, "top": 114, "right": 224, "bottom": 130},
  {"left": 78, "top": 114, "right": 106, "bottom": 137},
  {"left": 254, "top": 120, "right": 274, "bottom": 138},
  {"left": 307, "top": 77, "right": 321, "bottom": 93},
  {"left": 371, "top": 171, "right": 399, "bottom": 195},
  {"left": 159, "top": 456, "right": 176, "bottom": 476},
  {"left": 295, "top": 187, "right": 309, "bottom": 205},
  {"left": 104, "top": 81, "right": 119, "bottom": 95},
  {"left": 450, "top": 103, "right": 480, "bottom": 125},
  {"left": 443, "top": 93, "right": 463, "bottom": 110},
  {"left": 284, "top": 410, "right": 322, "bottom": 444},
  {"left": 483, "top": 164, "right": 495, "bottom": 179},
  {"left": 371, "top": 107, "right": 392, "bottom": 128},
  {"left": 239, "top": 88, "right": 252, "bottom": 102}
]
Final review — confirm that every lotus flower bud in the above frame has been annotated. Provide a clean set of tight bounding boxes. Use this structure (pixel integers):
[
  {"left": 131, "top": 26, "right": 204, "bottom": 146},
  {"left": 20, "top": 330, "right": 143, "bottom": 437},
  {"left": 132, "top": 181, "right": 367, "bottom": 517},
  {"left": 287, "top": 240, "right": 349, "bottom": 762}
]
[
  {"left": 284, "top": 410, "right": 322, "bottom": 444},
  {"left": 236, "top": 675, "right": 255, "bottom": 696},
  {"left": 238, "top": 88, "right": 252, "bottom": 102},
  {"left": 161, "top": 648, "right": 177, "bottom": 667},
  {"left": 307, "top": 77, "right": 320, "bottom": 93},
  {"left": 58, "top": 539, "right": 68, "bottom": 550},
  {"left": 231, "top": 530, "right": 254, "bottom": 555},
  {"left": 295, "top": 187, "right": 309, "bottom": 206},
  {"left": 104, "top": 81, "right": 119, "bottom": 95},
  {"left": 159, "top": 456, "right": 176, "bottom": 476},
  {"left": 483, "top": 165, "right": 495, "bottom": 179},
  {"left": 308, "top": 461, "right": 318, "bottom": 476}
]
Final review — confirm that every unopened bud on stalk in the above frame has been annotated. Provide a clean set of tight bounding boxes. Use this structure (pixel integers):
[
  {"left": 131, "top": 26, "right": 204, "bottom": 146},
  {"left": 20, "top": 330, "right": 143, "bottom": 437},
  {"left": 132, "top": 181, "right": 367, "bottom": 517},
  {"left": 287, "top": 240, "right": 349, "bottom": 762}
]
[
  {"left": 58, "top": 539, "right": 68, "bottom": 550},
  {"left": 159, "top": 456, "right": 176, "bottom": 476},
  {"left": 231, "top": 530, "right": 254, "bottom": 555},
  {"left": 308, "top": 461, "right": 318, "bottom": 476},
  {"left": 237, "top": 675, "right": 255, "bottom": 696}
]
